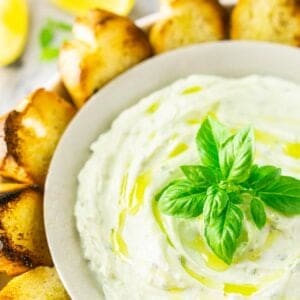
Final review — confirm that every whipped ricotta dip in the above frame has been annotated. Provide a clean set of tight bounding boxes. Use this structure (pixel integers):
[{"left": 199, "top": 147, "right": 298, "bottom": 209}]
[{"left": 76, "top": 75, "right": 300, "bottom": 300}]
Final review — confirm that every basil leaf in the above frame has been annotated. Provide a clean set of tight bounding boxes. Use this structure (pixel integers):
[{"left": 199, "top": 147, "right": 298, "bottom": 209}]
[
  {"left": 39, "top": 19, "right": 72, "bottom": 62},
  {"left": 259, "top": 176, "right": 300, "bottom": 215},
  {"left": 39, "top": 27, "right": 54, "bottom": 48},
  {"left": 40, "top": 47, "right": 59, "bottom": 61},
  {"left": 228, "top": 192, "right": 243, "bottom": 204},
  {"left": 155, "top": 180, "right": 183, "bottom": 201},
  {"left": 180, "top": 165, "right": 218, "bottom": 185},
  {"left": 204, "top": 188, "right": 243, "bottom": 264},
  {"left": 48, "top": 19, "right": 72, "bottom": 31},
  {"left": 196, "top": 117, "right": 231, "bottom": 169},
  {"left": 204, "top": 187, "right": 229, "bottom": 218},
  {"left": 250, "top": 198, "right": 266, "bottom": 229},
  {"left": 220, "top": 127, "right": 254, "bottom": 183},
  {"left": 248, "top": 165, "right": 281, "bottom": 191},
  {"left": 158, "top": 180, "right": 207, "bottom": 218}
]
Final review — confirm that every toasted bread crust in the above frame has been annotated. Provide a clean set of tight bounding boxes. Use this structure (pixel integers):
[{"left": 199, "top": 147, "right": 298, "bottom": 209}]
[
  {"left": 231, "top": 0, "right": 300, "bottom": 46},
  {"left": 0, "top": 118, "right": 31, "bottom": 184},
  {"left": 0, "top": 267, "right": 70, "bottom": 299},
  {"left": 59, "top": 9, "right": 152, "bottom": 108},
  {"left": 0, "top": 115, "right": 31, "bottom": 184},
  {"left": 0, "top": 188, "right": 52, "bottom": 276},
  {"left": 0, "top": 89, "right": 76, "bottom": 186},
  {"left": 0, "top": 156, "right": 33, "bottom": 184},
  {"left": 3, "top": 113, "right": 34, "bottom": 184},
  {"left": 0, "top": 182, "right": 32, "bottom": 195},
  {"left": 150, "top": 0, "right": 226, "bottom": 53}
]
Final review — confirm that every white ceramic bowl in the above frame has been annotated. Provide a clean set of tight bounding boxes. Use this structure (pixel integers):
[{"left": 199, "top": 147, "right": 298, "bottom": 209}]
[{"left": 45, "top": 41, "right": 300, "bottom": 299}]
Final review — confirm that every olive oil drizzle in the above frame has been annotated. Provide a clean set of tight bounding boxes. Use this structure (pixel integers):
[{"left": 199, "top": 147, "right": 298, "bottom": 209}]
[
  {"left": 152, "top": 200, "right": 285, "bottom": 296},
  {"left": 168, "top": 143, "right": 189, "bottom": 158},
  {"left": 112, "top": 171, "right": 152, "bottom": 257}
]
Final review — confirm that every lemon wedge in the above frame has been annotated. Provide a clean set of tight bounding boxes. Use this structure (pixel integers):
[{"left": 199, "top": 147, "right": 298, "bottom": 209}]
[
  {"left": 0, "top": 0, "right": 29, "bottom": 67},
  {"left": 50, "top": 0, "right": 135, "bottom": 16}
]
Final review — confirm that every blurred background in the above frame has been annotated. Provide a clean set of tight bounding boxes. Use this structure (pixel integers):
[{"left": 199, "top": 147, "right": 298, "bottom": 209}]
[
  {"left": 0, "top": 0, "right": 160, "bottom": 113},
  {"left": 0, "top": 0, "right": 238, "bottom": 114}
]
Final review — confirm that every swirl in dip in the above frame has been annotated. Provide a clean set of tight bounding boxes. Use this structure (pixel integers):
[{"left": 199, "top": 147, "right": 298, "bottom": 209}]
[{"left": 76, "top": 75, "right": 300, "bottom": 299}]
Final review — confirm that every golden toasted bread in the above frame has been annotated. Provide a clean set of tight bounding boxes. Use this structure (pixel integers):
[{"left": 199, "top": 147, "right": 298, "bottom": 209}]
[
  {"left": 0, "top": 115, "right": 30, "bottom": 184},
  {"left": 0, "top": 188, "right": 52, "bottom": 276},
  {"left": 59, "top": 9, "right": 152, "bottom": 108},
  {"left": 0, "top": 182, "right": 31, "bottom": 195},
  {"left": 231, "top": 0, "right": 300, "bottom": 46},
  {"left": 0, "top": 267, "right": 69, "bottom": 299},
  {"left": 149, "top": 0, "right": 226, "bottom": 54},
  {"left": 0, "top": 168, "right": 31, "bottom": 194},
  {"left": 0, "top": 89, "right": 76, "bottom": 186}
]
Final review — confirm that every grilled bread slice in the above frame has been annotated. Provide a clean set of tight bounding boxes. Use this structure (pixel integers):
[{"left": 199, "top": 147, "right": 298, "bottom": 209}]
[
  {"left": 0, "top": 182, "right": 31, "bottom": 195},
  {"left": 150, "top": 0, "right": 226, "bottom": 54},
  {"left": 231, "top": 0, "right": 300, "bottom": 46},
  {"left": 0, "top": 89, "right": 76, "bottom": 186},
  {"left": 0, "top": 267, "right": 69, "bottom": 299},
  {"left": 59, "top": 9, "right": 152, "bottom": 108},
  {"left": 0, "top": 188, "right": 52, "bottom": 276},
  {"left": 0, "top": 115, "right": 31, "bottom": 184}
]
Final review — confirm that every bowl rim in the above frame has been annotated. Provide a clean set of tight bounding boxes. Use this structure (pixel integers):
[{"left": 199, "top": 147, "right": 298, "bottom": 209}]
[{"left": 44, "top": 41, "right": 300, "bottom": 299}]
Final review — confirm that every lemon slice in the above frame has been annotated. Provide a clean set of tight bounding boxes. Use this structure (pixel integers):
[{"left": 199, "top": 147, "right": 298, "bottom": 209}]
[
  {"left": 0, "top": 0, "right": 29, "bottom": 67},
  {"left": 50, "top": 0, "right": 135, "bottom": 16}
]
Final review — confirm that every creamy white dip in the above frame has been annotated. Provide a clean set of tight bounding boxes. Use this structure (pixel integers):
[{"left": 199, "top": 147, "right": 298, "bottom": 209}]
[{"left": 76, "top": 75, "right": 300, "bottom": 300}]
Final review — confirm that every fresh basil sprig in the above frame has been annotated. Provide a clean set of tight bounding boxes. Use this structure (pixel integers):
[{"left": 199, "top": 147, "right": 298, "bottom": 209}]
[
  {"left": 204, "top": 187, "right": 243, "bottom": 265},
  {"left": 159, "top": 180, "right": 207, "bottom": 218},
  {"left": 156, "top": 117, "right": 300, "bottom": 264}
]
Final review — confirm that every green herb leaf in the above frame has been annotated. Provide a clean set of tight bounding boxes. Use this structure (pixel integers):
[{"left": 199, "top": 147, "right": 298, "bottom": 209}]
[
  {"left": 158, "top": 180, "right": 207, "bottom": 218},
  {"left": 39, "top": 27, "right": 54, "bottom": 48},
  {"left": 40, "top": 47, "right": 59, "bottom": 61},
  {"left": 228, "top": 192, "right": 243, "bottom": 204},
  {"left": 204, "top": 188, "right": 243, "bottom": 264},
  {"left": 250, "top": 197, "right": 266, "bottom": 229},
  {"left": 155, "top": 180, "right": 183, "bottom": 201},
  {"left": 204, "top": 187, "right": 229, "bottom": 218},
  {"left": 39, "top": 18, "right": 71, "bottom": 62},
  {"left": 248, "top": 165, "right": 281, "bottom": 191},
  {"left": 48, "top": 19, "right": 72, "bottom": 31},
  {"left": 180, "top": 165, "right": 218, "bottom": 185},
  {"left": 196, "top": 117, "right": 231, "bottom": 169},
  {"left": 220, "top": 127, "right": 254, "bottom": 183},
  {"left": 156, "top": 117, "right": 300, "bottom": 266},
  {"left": 259, "top": 176, "right": 300, "bottom": 215}
]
